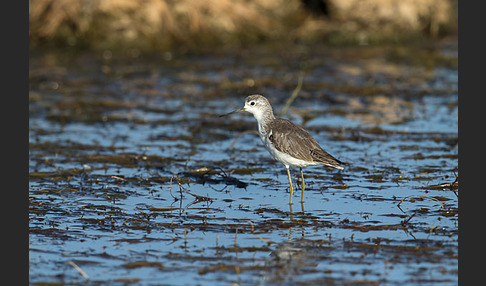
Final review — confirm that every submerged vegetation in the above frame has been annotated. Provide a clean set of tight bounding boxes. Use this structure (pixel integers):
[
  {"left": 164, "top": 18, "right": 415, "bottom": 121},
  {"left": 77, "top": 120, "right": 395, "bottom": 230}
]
[{"left": 29, "top": 39, "right": 457, "bottom": 283}]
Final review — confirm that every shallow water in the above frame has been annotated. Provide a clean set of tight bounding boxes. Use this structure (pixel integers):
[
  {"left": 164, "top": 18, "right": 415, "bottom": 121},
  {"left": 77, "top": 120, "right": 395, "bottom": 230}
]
[{"left": 29, "top": 42, "right": 458, "bottom": 285}]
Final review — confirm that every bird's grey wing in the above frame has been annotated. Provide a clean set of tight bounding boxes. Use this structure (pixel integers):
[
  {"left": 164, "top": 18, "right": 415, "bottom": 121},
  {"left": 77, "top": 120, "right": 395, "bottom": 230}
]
[
  {"left": 269, "top": 119, "right": 344, "bottom": 169},
  {"left": 268, "top": 119, "right": 318, "bottom": 162}
]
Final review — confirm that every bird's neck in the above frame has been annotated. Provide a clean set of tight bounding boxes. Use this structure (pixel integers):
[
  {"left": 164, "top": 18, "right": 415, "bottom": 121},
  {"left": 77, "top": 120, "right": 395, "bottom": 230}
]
[{"left": 253, "top": 109, "right": 275, "bottom": 138}]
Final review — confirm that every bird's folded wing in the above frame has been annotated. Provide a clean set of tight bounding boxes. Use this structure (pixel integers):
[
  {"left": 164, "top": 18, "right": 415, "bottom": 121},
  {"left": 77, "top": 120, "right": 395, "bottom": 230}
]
[{"left": 268, "top": 118, "right": 344, "bottom": 168}]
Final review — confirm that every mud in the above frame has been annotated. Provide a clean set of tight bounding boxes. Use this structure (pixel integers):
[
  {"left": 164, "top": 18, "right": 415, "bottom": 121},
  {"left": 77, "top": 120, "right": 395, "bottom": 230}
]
[{"left": 30, "top": 41, "right": 457, "bottom": 285}]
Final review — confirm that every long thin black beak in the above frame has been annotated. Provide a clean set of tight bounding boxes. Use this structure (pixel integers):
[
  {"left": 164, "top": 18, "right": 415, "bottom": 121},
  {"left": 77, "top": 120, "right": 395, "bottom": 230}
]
[{"left": 219, "top": 107, "right": 245, "bottom": 117}]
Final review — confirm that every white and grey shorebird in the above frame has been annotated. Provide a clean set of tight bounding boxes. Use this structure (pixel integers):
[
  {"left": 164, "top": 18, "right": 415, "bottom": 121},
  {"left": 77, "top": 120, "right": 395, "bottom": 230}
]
[{"left": 220, "top": 94, "right": 345, "bottom": 204}]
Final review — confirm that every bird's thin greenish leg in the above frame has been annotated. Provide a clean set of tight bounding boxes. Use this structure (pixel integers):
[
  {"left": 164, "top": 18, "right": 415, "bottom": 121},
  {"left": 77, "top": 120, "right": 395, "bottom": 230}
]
[
  {"left": 286, "top": 166, "right": 293, "bottom": 205},
  {"left": 300, "top": 168, "right": 305, "bottom": 203}
]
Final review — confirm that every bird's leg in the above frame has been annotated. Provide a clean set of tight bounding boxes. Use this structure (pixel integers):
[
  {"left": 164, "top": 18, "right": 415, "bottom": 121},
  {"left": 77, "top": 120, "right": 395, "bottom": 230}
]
[
  {"left": 286, "top": 166, "right": 293, "bottom": 205},
  {"left": 300, "top": 168, "right": 305, "bottom": 203}
]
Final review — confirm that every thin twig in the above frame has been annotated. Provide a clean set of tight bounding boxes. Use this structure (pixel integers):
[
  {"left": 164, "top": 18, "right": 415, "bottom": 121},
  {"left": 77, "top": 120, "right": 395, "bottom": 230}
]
[
  {"left": 401, "top": 212, "right": 416, "bottom": 225},
  {"left": 168, "top": 175, "right": 175, "bottom": 199},
  {"left": 253, "top": 233, "right": 274, "bottom": 244},
  {"left": 280, "top": 72, "right": 304, "bottom": 116},
  {"left": 184, "top": 229, "right": 188, "bottom": 249},
  {"left": 110, "top": 175, "right": 126, "bottom": 181},
  {"left": 397, "top": 195, "right": 445, "bottom": 212},
  {"left": 67, "top": 261, "right": 90, "bottom": 280}
]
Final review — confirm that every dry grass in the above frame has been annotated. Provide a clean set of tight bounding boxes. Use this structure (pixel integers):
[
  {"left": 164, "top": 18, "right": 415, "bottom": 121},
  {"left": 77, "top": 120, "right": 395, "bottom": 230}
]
[{"left": 29, "top": 0, "right": 457, "bottom": 51}]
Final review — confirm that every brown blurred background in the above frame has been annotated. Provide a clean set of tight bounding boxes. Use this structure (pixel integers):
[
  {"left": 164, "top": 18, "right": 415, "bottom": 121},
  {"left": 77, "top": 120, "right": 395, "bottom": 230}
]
[{"left": 29, "top": 0, "right": 458, "bottom": 52}]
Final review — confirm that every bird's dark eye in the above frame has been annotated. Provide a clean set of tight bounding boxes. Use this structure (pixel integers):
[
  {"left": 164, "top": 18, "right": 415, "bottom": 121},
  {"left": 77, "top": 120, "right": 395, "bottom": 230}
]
[{"left": 250, "top": 101, "right": 255, "bottom": 106}]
